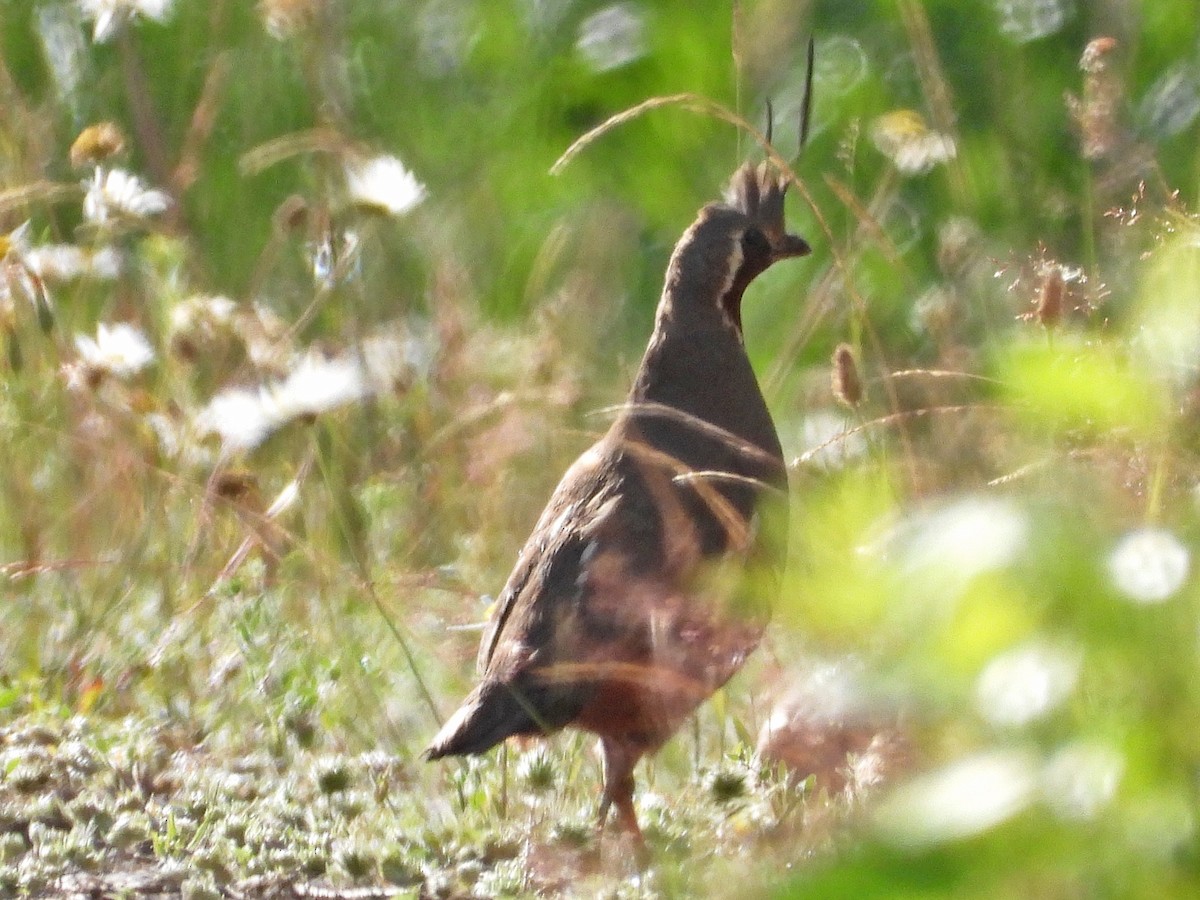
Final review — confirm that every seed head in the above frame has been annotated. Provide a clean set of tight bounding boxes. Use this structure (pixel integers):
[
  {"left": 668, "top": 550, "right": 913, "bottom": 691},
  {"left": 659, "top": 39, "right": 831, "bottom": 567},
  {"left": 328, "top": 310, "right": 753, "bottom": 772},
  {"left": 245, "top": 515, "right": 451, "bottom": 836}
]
[
  {"left": 213, "top": 470, "right": 259, "bottom": 503},
  {"left": 832, "top": 342, "right": 864, "bottom": 408},
  {"left": 1036, "top": 266, "right": 1065, "bottom": 328},
  {"left": 1080, "top": 36, "right": 1118, "bottom": 75},
  {"left": 1068, "top": 37, "right": 1121, "bottom": 160}
]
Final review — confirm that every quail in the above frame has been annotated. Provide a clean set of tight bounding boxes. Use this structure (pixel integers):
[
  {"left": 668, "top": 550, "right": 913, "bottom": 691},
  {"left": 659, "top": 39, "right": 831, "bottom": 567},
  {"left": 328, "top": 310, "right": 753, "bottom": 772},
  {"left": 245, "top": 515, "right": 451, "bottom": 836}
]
[{"left": 426, "top": 160, "right": 810, "bottom": 840}]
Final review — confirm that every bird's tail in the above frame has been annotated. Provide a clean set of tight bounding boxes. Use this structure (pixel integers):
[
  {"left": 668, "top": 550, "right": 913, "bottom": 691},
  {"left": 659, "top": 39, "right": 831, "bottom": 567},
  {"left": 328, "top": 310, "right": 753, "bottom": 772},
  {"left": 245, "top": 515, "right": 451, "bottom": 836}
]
[{"left": 424, "top": 679, "right": 542, "bottom": 759}]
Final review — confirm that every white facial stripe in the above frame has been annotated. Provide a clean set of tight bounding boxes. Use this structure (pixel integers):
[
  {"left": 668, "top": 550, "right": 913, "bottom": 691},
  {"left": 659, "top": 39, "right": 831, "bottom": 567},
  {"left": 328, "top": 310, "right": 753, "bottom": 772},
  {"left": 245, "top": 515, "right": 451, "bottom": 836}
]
[{"left": 715, "top": 233, "right": 744, "bottom": 329}]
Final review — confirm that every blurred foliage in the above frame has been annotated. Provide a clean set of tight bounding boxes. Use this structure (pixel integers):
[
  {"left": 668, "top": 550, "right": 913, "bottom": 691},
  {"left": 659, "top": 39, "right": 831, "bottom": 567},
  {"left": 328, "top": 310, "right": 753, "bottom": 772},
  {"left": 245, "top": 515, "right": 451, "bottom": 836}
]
[{"left": 1, "top": 0, "right": 1200, "bottom": 896}]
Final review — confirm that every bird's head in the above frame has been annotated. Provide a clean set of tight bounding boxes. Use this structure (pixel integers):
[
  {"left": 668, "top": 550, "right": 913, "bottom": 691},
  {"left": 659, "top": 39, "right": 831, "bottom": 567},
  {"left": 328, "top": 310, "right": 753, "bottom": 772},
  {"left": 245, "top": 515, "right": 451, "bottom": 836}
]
[
  {"left": 663, "top": 161, "right": 810, "bottom": 335},
  {"left": 724, "top": 160, "right": 811, "bottom": 277}
]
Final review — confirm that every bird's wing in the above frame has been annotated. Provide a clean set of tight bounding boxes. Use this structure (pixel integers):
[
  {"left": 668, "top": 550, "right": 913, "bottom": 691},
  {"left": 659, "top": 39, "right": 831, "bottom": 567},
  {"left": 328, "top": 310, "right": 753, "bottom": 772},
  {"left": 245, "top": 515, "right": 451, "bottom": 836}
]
[
  {"left": 477, "top": 426, "right": 767, "bottom": 678},
  {"left": 476, "top": 441, "right": 624, "bottom": 675}
]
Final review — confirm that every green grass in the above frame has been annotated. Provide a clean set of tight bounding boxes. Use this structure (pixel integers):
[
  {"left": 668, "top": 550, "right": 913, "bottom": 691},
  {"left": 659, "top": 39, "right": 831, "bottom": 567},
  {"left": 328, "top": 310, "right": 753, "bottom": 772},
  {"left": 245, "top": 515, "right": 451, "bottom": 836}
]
[{"left": 3, "top": 0, "right": 1200, "bottom": 896}]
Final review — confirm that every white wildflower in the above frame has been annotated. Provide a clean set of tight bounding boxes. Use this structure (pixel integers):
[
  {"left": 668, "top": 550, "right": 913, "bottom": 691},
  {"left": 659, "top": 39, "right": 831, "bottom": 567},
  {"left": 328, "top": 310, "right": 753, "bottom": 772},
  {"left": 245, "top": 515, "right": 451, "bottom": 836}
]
[
  {"left": 169, "top": 294, "right": 236, "bottom": 336},
  {"left": 145, "top": 411, "right": 213, "bottom": 467},
  {"left": 0, "top": 225, "right": 45, "bottom": 327},
  {"left": 78, "top": 0, "right": 174, "bottom": 43},
  {"left": 872, "top": 110, "right": 957, "bottom": 175},
  {"left": 345, "top": 155, "right": 426, "bottom": 217},
  {"left": 1, "top": 222, "right": 31, "bottom": 260},
  {"left": 74, "top": 322, "right": 155, "bottom": 378},
  {"left": 195, "top": 387, "right": 278, "bottom": 453},
  {"left": 1041, "top": 741, "right": 1123, "bottom": 821},
  {"left": 83, "top": 168, "right": 170, "bottom": 225},
  {"left": 1108, "top": 527, "right": 1190, "bottom": 604},
  {"left": 897, "top": 496, "right": 1028, "bottom": 584},
  {"left": 976, "top": 639, "right": 1081, "bottom": 728},
  {"left": 195, "top": 333, "right": 423, "bottom": 452},
  {"left": 875, "top": 749, "right": 1039, "bottom": 848},
  {"left": 357, "top": 332, "right": 431, "bottom": 391},
  {"left": 271, "top": 351, "right": 369, "bottom": 421},
  {"left": 874, "top": 496, "right": 1029, "bottom": 622},
  {"left": 23, "top": 244, "right": 121, "bottom": 282}
]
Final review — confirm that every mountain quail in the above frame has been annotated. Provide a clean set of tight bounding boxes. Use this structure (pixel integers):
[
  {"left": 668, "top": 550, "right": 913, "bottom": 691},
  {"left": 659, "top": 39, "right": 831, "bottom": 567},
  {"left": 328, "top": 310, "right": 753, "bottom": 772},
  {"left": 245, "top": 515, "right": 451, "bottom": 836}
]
[{"left": 426, "top": 160, "right": 810, "bottom": 839}]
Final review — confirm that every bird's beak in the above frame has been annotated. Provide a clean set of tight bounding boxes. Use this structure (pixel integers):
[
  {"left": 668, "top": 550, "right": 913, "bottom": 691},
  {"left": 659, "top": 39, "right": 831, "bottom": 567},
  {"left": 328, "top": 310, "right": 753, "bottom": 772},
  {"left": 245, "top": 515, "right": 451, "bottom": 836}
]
[{"left": 774, "top": 233, "right": 811, "bottom": 260}]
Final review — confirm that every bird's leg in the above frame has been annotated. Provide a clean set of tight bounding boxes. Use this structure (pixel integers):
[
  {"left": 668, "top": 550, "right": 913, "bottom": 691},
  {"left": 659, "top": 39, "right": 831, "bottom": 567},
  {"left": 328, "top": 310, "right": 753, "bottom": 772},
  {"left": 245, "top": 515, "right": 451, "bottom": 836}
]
[{"left": 597, "top": 737, "right": 644, "bottom": 844}]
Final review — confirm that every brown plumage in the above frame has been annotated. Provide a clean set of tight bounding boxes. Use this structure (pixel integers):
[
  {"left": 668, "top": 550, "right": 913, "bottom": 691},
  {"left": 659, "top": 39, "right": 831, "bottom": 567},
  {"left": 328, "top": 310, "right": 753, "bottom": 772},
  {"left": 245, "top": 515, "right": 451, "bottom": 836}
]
[{"left": 426, "top": 161, "right": 810, "bottom": 839}]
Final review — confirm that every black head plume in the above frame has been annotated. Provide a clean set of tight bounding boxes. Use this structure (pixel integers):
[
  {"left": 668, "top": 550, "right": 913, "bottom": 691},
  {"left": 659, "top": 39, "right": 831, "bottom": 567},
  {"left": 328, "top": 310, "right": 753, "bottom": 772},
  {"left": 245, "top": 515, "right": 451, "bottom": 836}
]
[
  {"left": 764, "top": 34, "right": 814, "bottom": 159},
  {"left": 724, "top": 35, "right": 815, "bottom": 263},
  {"left": 725, "top": 162, "right": 810, "bottom": 261},
  {"left": 799, "top": 35, "right": 815, "bottom": 152}
]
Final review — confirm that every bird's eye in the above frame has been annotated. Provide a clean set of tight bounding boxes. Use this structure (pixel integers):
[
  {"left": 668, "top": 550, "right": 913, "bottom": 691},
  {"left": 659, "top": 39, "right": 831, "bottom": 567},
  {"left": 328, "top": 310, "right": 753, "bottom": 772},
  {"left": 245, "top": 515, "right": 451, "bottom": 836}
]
[
  {"left": 741, "top": 227, "right": 772, "bottom": 262},
  {"left": 734, "top": 226, "right": 772, "bottom": 266}
]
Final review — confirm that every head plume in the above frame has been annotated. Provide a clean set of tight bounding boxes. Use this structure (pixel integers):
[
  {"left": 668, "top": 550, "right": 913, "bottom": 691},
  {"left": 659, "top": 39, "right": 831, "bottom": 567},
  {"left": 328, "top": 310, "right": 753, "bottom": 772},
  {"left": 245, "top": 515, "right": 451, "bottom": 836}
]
[{"left": 725, "top": 162, "right": 810, "bottom": 261}]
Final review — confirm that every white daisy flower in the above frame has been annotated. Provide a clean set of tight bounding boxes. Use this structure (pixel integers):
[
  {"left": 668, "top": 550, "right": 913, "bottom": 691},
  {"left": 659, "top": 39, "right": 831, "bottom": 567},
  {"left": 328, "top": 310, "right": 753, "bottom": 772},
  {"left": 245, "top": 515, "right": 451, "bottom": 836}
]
[
  {"left": 194, "top": 387, "right": 278, "bottom": 453},
  {"left": 78, "top": 0, "right": 175, "bottom": 43},
  {"left": 195, "top": 325, "right": 432, "bottom": 452},
  {"left": 23, "top": 244, "right": 122, "bottom": 282},
  {"left": 0, "top": 225, "right": 54, "bottom": 330},
  {"left": 872, "top": 110, "right": 957, "bottom": 176},
  {"left": 345, "top": 155, "right": 426, "bottom": 217},
  {"left": 975, "top": 639, "right": 1081, "bottom": 728},
  {"left": 357, "top": 331, "right": 433, "bottom": 390},
  {"left": 168, "top": 294, "right": 236, "bottom": 335},
  {"left": 1108, "top": 527, "right": 1190, "bottom": 604},
  {"left": 897, "top": 496, "right": 1028, "bottom": 583},
  {"left": 82, "top": 168, "right": 170, "bottom": 225},
  {"left": 198, "top": 354, "right": 367, "bottom": 452},
  {"left": 194, "top": 349, "right": 370, "bottom": 452},
  {"left": 0, "top": 222, "right": 32, "bottom": 260},
  {"left": 74, "top": 322, "right": 155, "bottom": 378},
  {"left": 145, "top": 411, "right": 213, "bottom": 467},
  {"left": 1041, "top": 741, "right": 1124, "bottom": 821},
  {"left": 875, "top": 749, "right": 1039, "bottom": 848},
  {"left": 270, "top": 351, "right": 369, "bottom": 420}
]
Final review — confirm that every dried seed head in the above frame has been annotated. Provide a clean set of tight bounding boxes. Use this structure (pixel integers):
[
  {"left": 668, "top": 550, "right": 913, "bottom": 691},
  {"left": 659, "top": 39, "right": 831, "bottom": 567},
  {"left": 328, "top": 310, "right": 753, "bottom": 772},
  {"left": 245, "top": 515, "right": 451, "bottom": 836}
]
[
  {"left": 1036, "top": 266, "right": 1065, "bottom": 328},
  {"left": 82, "top": 363, "right": 106, "bottom": 391},
  {"left": 1080, "top": 37, "right": 1118, "bottom": 74},
  {"left": 1069, "top": 37, "right": 1121, "bottom": 160},
  {"left": 832, "top": 342, "right": 864, "bottom": 408},
  {"left": 69, "top": 122, "right": 127, "bottom": 168},
  {"left": 213, "top": 470, "right": 259, "bottom": 502}
]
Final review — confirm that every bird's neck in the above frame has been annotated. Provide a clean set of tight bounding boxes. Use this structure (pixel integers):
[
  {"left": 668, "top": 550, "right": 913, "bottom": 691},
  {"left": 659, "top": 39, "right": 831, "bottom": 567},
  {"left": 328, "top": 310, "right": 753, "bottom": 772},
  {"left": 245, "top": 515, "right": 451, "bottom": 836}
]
[{"left": 622, "top": 287, "right": 784, "bottom": 479}]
